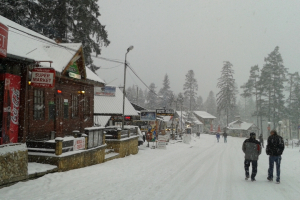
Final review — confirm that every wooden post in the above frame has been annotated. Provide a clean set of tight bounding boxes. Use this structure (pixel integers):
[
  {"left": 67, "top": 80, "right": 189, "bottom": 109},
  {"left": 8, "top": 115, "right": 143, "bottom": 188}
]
[
  {"left": 82, "top": 134, "right": 88, "bottom": 149},
  {"left": 55, "top": 137, "right": 63, "bottom": 155},
  {"left": 117, "top": 130, "right": 122, "bottom": 140},
  {"left": 102, "top": 130, "right": 105, "bottom": 145}
]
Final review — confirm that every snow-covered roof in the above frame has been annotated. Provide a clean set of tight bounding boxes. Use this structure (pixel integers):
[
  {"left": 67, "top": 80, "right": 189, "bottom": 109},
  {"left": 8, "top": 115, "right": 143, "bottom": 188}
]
[
  {"left": 0, "top": 16, "right": 105, "bottom": 83},
  {"left": 193, "top": 111, "right": 216, "bottom": 119},
  {"left": 94, "top": 87, "right": 138, "bottom": 116},
  {"left": 94, "top": 116, "right": 111, "bottom": 127},
  {"left": 227, "top": 120, "right": 257, "bottom": 130}
]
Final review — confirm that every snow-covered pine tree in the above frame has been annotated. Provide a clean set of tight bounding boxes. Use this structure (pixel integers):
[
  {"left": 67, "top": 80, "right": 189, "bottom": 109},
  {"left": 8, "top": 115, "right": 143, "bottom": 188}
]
[
  {"left": 158, "top": 74, "right": 172, "bottom": 108},
  {"left": 259, "top": 46, "right": 287, "bottom": 128},
  {"left": 146, "top": 83, "right": 158, "bottom": 110},
  {"left": 183, "top": 70, "right": 198, "bottom": 119},
  {"left": 216, "top": 61, "right": 237, "bottom": 126}
]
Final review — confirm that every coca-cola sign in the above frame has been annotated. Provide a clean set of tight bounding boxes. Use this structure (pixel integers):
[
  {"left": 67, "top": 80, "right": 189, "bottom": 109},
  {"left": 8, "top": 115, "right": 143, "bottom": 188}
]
[
  {"left": 31, "top": 68, "right": 56, "bottom": 88},
  {"left": 0, "top": 22, "right": 8, "bottom": 58}
]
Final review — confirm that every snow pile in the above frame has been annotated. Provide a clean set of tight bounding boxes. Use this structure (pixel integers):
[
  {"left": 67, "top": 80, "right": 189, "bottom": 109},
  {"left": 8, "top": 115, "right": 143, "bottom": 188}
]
[{"left": 0, "top": 143, "right": 27, "bottom": 156}]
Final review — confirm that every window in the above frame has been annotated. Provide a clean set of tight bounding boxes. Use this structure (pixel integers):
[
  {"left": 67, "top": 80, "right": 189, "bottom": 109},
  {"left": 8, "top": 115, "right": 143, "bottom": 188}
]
[
  {"left": 64, "top": 99, "right": 69, "bottom": 119},
  {"left": 83, "top": 97, "right": 90, "bottom": 119},
  {"left": 33, "top": 89, "right": 45, "bottom": 120},
  {"left": 71, "top": 94, "right": 78, "bottom": 118}
]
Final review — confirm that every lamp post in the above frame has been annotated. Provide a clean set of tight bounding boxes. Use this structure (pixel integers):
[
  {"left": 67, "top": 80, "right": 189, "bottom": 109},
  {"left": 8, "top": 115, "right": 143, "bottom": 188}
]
[
  {"left": 122, "top": 46, "right": 134, "bottom": 130},
  {"left": 278, "top": 121, "right": 283, "bottom": 136},
  {"left": 267, "top": 122, "right": 271, "bottom": 136}
]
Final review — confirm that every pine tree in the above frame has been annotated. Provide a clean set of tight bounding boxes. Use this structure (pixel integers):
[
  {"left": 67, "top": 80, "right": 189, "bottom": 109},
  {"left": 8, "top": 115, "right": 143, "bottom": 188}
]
[
  {"left": 146, "top": 83, "right": 157, "bottom": 110},
  {"left": 195, "top": 96, "right": 204, "bottom": 111},
  {"left": 1, "top": 0, "right": 110, "bottom": 67},
  {"left": 260, "top": 46, "right": 287, "bottom": 129},
  {"left": 204, "top": 91, "right": 217, "bottom": 117},
  {"left": 183, "top": 70, "right": 198, "bottom": 116},
  {"left": 216, "top": 61, "right": 237, "bottom": 126},
  {"left": 158, "top": 74, "right": 172, "bottom": 108}
]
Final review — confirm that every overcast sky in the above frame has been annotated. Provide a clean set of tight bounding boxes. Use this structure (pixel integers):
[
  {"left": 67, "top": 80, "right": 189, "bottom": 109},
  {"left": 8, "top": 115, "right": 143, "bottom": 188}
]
[{"left": 94, "top": 0, "right": 300, "bottom": 100}]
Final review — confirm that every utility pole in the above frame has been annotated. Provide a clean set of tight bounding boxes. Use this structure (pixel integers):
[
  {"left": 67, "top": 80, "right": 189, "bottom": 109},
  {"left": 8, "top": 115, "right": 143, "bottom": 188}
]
[{"left": 136, "top": 85, "right": 139, "bottom": 106}]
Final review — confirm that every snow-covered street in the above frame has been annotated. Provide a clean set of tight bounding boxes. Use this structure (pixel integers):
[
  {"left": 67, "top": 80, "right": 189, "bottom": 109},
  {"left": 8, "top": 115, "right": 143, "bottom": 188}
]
[{"left": 1, "top": 134, "right": 300, "bottom": 200}]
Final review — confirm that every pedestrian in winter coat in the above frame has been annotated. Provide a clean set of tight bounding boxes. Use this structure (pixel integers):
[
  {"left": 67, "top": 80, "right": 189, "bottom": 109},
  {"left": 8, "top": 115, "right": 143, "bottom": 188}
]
[
  {"left": 259, "top": 134, "right": 264, "bottom": 148},
  {"left": 223, "top": 132, "right": 228, "bottom": 143},
  {"left": 266, "top": 130, "right": 285, "bottom": 184},
  {"left": 216, "top": 133, "right": 220, "bottom": 142},
  {"left": 242, "top": 132, "right": 262, "bottom": 181}
]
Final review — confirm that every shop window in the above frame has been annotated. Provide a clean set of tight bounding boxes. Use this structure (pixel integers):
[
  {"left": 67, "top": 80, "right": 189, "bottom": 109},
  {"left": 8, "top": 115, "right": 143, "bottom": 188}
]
[
  {"left": 49, "top": 101, "right": 55, "bottom": 120},
  {"left": 33, "top": 89, "right": 45, "bottom": 120},
  {"left": 71, "top": 94, "right": 78, "bottom": 118},
  {"left": 83, "top": 97, "right": 90, "bottom": 119},
  {"left": 64, "top": 99, "right": 69, "bottom": 119},
  {"left": 56, "top": 97, "right": 63, "bottom": 118}
]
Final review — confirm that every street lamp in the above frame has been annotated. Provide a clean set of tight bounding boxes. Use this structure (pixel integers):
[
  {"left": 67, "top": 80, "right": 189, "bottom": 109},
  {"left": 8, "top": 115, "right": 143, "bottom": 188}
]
[
  {"left": 122, "top": 46, "right": 134, "bottom": 130},
  {"left": 278, "top": 121, "right": 283, "bottom": 136}
]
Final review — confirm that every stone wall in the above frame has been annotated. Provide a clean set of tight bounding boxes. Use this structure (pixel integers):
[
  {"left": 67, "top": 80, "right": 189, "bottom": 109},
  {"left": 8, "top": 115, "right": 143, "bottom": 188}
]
[
  {"left": 0, "top": 144, "right": 28, "bottom": 186},
  {"left": 106, "top": 136, "right": 139, "bottom": 158},
  {"left": 28, "top": 144, "right": 106, "bottom": 172}
]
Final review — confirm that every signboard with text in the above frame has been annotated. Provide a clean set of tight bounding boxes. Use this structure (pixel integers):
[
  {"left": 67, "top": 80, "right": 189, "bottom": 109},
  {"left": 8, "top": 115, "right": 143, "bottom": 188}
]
[
  {"left": 156, "top": 109, "right": 174, "bottom": 116},
  {"left": 73, "top": 138, "right": 85, "bottom": 151},
  {"left": 0, "top": 22, "right": 8, "bottom": 58},
  {"left": 140, "top": 110, "right": 156, "bottom": 121},
  {"left": 31, "top": 68, "right": 55, "bottom": 88},
  {"left": 157, "top": 134, "right": 168, "bottom": 149},
  {"left": 94, "top": 86, "right": 116, "bottom": 96}
]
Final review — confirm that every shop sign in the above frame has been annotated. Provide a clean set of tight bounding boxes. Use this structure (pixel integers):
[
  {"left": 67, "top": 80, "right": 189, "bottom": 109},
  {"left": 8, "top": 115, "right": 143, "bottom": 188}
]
[
  {"left": 0, "top": 22, "right": 8, "bottom": 58},
  {"left": 140, "top": 110, "right": 156, "bottom": 121},
  {"left": 156, "top": 109, "right": 174, "bottom": 116},
  {"left": 1, "top": 74, "right": 21, "bottom": 144},
  {"left": 157, "top": 134, "right": 168, "bottom": 149},
  {"left": 69, "top": 72, "right": 81, "bottom": 79},
  {"left": 94, "top": 86, "right": 116, "bottom": 96},
  {"left": 31, "top": 68, "right": 55, "bottom": 88},
  {"left": 73, "top": 138, "right": 85, "bottom": 151}
]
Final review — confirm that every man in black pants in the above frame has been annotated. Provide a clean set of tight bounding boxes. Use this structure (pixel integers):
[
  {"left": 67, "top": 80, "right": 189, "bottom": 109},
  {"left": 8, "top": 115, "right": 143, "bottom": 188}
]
[
  {"left": 266, "top": 130, "right": 285, "bottom": 184},
  {"left": 242, "top": 132, "right": 262, "bottom": 181}
]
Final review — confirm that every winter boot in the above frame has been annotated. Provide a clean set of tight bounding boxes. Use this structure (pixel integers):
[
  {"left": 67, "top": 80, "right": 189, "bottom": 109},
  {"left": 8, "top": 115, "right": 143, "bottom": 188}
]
[
  {"left": 267, "top": 177, "right": 273, "bottom": 182},
  {"left": 251, "top": 178, "right": 256, "bottom": 182},
  {"left": 245, "top": 175, "right": 249, "bottom": 180}
]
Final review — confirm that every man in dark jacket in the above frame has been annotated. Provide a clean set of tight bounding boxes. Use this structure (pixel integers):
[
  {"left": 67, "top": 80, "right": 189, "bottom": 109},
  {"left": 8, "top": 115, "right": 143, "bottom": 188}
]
[
  {"left": 266, "top": 130, "right": 285, "bottom": 184},
  {"left": 242, "top": 132, "right": 262, "bottom": 181}
]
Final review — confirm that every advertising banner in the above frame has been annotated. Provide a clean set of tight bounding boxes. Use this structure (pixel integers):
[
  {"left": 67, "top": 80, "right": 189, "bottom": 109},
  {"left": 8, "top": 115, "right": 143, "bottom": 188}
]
[
  {"left": 140, "top": 110, "right": 156, "bottom": 121},
  {"left": 0, "top": 22, "right": 8, "bottom": 58},
  {"left": 1, "top": 74, "right": 21, "bottom": 144},
  {"left": 31, "top": 68, "right": 55, "bottom": 88},
  {"left": 94, "top": 86, "right": 116, "bottom": 96}
]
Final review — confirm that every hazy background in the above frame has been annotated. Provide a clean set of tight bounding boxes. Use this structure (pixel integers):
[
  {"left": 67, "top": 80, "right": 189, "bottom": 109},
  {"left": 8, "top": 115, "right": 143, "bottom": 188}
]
[{"left": 93, "top": 0, "right": 300, "bottom": 100}]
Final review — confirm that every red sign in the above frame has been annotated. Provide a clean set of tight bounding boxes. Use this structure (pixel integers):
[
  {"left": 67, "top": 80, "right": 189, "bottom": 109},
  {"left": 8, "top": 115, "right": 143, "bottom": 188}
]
[
  {"left": 0, "top": 23, "right": 8, "bottom": 58},
  {"left": 1, "top": 73, "right": 21, "bottom": 144},
  {"left": 31, "top": 68, "right": 56, "bottom": 88}
]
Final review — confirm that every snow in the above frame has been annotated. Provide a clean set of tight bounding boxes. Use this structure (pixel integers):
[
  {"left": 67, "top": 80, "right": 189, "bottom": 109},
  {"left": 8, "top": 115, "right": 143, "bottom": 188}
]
[
  {"left": 0, "top": 143, "right": 27, "bottom": 156},
  {"left": 1, "top": 135, "right": 300, "bottom": 200},
  {"left": 28, "top": 163, "right": 57, "bottom": 175}
]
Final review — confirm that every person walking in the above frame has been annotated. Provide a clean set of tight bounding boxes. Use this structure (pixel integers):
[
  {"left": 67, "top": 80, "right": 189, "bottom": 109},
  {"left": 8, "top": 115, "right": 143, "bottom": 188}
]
[
  {"left": 242, "top": 132, "right": 262, "bottom": 181},
  {"left": 259, "top": 134, "right": 264, "bottom": 148},
  {"left": 223, "top": 131, "right": 228, "bottom": 143},
  {"left": 266, "top": 130, "right": 285, "bottom": 184},
  {"left": 216, "top": 132, "right": 220, "bottom": 143}
]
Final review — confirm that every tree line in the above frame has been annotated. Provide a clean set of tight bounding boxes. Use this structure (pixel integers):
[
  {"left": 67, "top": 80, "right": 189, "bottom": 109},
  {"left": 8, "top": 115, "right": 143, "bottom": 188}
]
[{"left": 216, "top": 46, "right": 300, "bottom": 139}]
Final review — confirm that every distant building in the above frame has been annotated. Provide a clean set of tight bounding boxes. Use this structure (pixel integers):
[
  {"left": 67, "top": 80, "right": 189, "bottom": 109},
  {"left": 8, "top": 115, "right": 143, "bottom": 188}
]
[{"left": 226, "top": 118, "right": 259, "bottom": 137}]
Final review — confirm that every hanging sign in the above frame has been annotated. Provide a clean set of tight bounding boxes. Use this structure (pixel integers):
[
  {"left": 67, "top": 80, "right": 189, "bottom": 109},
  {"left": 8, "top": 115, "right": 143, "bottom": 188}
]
[
  {"left": 31, "top": 68, "right": 55, "bottom": 88},
  {"left": 156, "top": 109, "right": 174, "bottom": 116},
  {"left": 140, "top": 110, "right": 156, "bottom": 121},
  {"left": 0, "top": 22, "right": 8, "bottom": 58}
]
